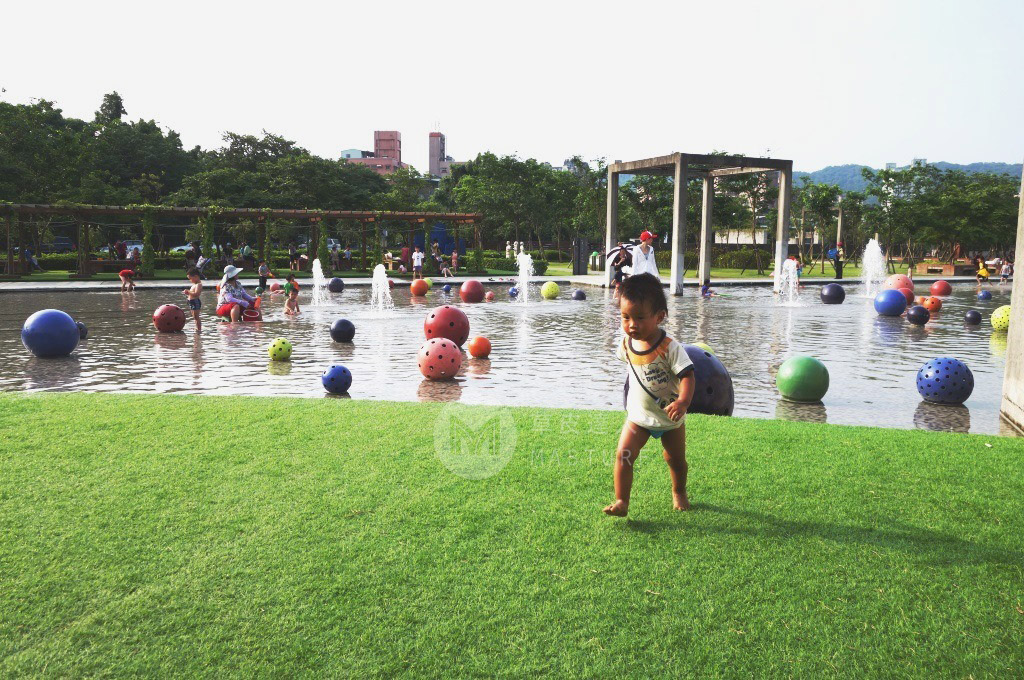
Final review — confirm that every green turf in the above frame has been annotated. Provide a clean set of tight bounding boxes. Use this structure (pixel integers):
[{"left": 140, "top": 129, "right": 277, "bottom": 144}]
[{"left": 1, "top": 393, "right": 1021, "bottom": 677}]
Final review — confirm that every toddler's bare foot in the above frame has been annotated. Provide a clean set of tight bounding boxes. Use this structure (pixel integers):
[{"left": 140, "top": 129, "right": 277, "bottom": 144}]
[
  {"left": 673, "top": 491, "right": 690, "bottom": 511},
  {"left": 603, "top": 500, "right": 629, "bottom": 517}
]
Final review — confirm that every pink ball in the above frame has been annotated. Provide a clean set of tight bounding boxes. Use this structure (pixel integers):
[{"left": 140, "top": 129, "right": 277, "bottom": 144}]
[
  {"left": 418, "top": 338, "right": 462, "bottom": 380},
  {"left": 885, "top": 274, "right": 914, "bottom": 292},
  {"left": 484, "top": 291, "right": 495, "bottom": 301}
]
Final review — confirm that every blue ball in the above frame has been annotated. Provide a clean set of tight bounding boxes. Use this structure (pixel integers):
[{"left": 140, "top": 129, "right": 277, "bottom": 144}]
[
  {"left": 964, "top": 309, "right": 982, "bottom": 325},
  {"left": 330, "top": 318, "right": 355, "bottom": 343},
  {"left": 442, "top": 284, "right": 452, "bottom": 294},
  {"left": 76, "top": 321, "right": 88, "bottom": 339},
  {"left": 978, "top": 290, "right": 992, "bottom": 301},
  {"left": 874, "top": 289, "right": 907, "bottom": 316},
  {"left": 916, "top": 357, "right": 974, "bottom": 405},
  {"left": 572, "top": 289, "right": 586, "bottom": 300},
  {"left": 22, "top": 309, "right": 80, "bottom": 358},
  {"left": 906, "top": 305, "right": 930, "bottom": 325},
  {"left": 682, "top": 345, "right": 734, "bottom": 416},
  {"left": 820, "top": 283, "right": 846, "bottom": 304},
  {"left": 321, "top": 365, "right": 352, "bottom": 394},
  {"left": 508, "top": 286, "right": 519, "bottom": 298},
  {"left": 327, "top": 277, "right": 345, "bottom": 293}
]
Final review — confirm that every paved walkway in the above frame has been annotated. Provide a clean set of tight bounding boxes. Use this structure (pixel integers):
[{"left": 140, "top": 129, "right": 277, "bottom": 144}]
[{"left": 0, "top": 273, "right": 994, "bottom": 293}]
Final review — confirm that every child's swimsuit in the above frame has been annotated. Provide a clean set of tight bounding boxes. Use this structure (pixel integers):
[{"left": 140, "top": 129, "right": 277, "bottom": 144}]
[{"left": 188, "top": 298, "right": 201, "bottom": 311}]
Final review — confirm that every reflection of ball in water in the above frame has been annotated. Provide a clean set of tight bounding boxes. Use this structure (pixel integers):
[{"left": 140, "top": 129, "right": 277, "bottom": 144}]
[
  {"left": 990, "top": 332, "right": 1007, "bottom": 357},
  {"left": 916, "top": 357, "right": 973, "bottom": 405},
  {"left": 268, "top": 337, "right": 293, "bottom": 361},
  {"left": 776, "top": 355, "right": 829, "bottom": 403},
  {"left": 541, "top": 281, "right": 560, "bottom": 299},
  {"left": 991, "top": 305, "right": 1011, "bottom": 331}
]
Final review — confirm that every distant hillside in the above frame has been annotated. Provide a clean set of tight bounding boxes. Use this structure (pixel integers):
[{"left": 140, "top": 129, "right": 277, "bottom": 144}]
[{"left": 794, "top": 162, "right": 1022, "bottom": 192}]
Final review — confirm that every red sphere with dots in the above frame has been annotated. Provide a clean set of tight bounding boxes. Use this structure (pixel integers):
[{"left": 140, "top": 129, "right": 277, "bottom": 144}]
[
  {"left": 418, "top": 338, "right": 462, "bottom": 380},
  {"left": 424, "top": 306, "right": 470, "bottom": 346},
  {"left": 459, "top": 279, "right": 485, "bottom": 303},
  {"left": 153, "top": 304, "right": 186, "bottom": 333}
]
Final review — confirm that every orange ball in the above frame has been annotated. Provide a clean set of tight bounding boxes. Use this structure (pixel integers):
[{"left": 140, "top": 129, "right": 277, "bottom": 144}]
[
  {"left": 468, "top": 336, "right": 491, "bottom": 358},
  {"left": 922, "top": 296, "right": 943, "bottom": 312},
  {"left": 410, "top": 279, "right": 429, "bottom": 296}
]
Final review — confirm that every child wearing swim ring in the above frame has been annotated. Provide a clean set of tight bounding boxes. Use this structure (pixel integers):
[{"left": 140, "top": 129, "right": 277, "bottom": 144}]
[{"left": 605, "top": 273, "right": 695, "bottom": 517}]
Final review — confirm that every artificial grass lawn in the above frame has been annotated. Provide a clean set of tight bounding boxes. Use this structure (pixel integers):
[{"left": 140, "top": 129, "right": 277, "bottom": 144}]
[{"left": 1, "top": 393, "right": 1022, "bottom": 677}]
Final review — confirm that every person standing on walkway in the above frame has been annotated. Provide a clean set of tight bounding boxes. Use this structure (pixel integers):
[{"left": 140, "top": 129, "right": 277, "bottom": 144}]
[{"left": 630, "top": 231, "right": 660, "bottom": 278}]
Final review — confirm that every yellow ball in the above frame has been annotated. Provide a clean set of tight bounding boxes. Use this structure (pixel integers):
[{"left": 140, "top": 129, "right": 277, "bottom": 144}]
[
  {"left": 991, "top": 305, "right": 1011, "bottom": 332},
  {"left": 541, "top": 281, "right": 560, "bottom": 299},
  {"left": 424, "top": 277, "right": 433, "bottom": 289},
  {"left": 694, "top": 342, "right": 715, "bottom": 355},
  {"left": 268, "top": 337, "right": 293, "bottom": 361}
]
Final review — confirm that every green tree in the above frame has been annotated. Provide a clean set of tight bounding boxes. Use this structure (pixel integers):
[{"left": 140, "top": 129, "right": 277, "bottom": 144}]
[{"left": 95, "top": 91, "right": 127, "bottom": 125}]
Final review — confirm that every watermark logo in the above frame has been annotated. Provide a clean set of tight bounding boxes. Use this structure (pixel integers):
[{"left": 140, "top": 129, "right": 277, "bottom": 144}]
[{"left": 434, "top": 403, "right": 517, "bottom": 480}]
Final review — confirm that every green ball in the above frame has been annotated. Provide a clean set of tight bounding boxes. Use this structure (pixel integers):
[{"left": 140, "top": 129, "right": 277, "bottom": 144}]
[
  {"left": 268, "top": 337, "right": 293, "bottom": 361},
  {"left": 693, "top": 342, "right": 715, "bottom": 355},
  {"left": 991, "top": 305, "right": 1011, "bottom": 332},
  {"left": 541, "top": 281, "right": 560, "bottom": 299},
  {"left": 776, "top": 355, "right": 829, "bottom": 403},
  {"left": 424, "top": 277, "right": 433, "bottom": 290}
]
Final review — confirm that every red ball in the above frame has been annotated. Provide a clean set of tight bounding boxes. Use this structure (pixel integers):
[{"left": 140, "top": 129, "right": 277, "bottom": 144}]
[
  {"left": 468, "top": 336, "right": 491, "bottom": 358},
  {"left": 410, "top": 279, "right": 429, "bottom": 296},
  {"left": 388, "top": 279, "right": 395, "bottom": 289},
  {"left": 460, "top": 279, "right": 485, "bottom": 303},
  {"left": 885, "top": 274, "right": 914, "bottom": 292},
  {"left": 153, "top": 304, "right": 186, "bottom": 333},
  {"left": 922, "top": 296, "right": 943, "bottom": 312},
  {"left": 897, "top": 287, "right": 915, "bottom": 304},
  {"left": 424, "top": 305, "right": 470, "bottom": 346},
  {"left": 484, "top": 291, "right": 495, "bottom": 301},
  {"left": 417, "top": 338, "right": 462, "bottom": 380},
  {"left": 930, "top": 280, "right": 952, "bottom": 296},
  {"left": 269, "top": 282, "right": 281, "bottom": 292}
]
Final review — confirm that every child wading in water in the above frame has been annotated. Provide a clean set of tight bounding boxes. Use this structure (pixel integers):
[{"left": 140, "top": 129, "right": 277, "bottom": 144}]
[
  {"left": 605, "top": 273, "right": 695, "bottom": 517},
  {"left": 119, "top": 267, "right": 136, "bottom": 291},
  {"left": 182, "top": 267, "right": 203, "bottom": 332},
  {"left": 283, "top": 274, "right": 301, "bottom": 315}
]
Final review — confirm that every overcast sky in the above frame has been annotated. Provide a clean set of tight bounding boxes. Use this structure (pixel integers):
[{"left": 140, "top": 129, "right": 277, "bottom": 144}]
[{"left": 2, "top": 0, "right": 1020, "bottom": 173}]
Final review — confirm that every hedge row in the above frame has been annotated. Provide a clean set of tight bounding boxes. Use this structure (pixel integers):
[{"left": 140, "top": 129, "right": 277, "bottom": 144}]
[{"left": 483, "top": 258, "right": 549, "bottom": 275}]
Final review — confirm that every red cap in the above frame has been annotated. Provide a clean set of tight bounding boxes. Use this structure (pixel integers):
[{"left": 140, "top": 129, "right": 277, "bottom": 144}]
[{"left": 640, "top": 230, "right": 657, "bottom": 242}]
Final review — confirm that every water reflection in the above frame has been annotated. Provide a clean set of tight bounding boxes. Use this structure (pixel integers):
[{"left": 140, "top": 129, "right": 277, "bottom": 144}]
[
  {"left": 913, "top": 401, "right": 971, "bottom": 433},
  {"left": 775, "top": 398, "right": 828, "bottom": 423},
  {"left": 23, "top": 356, "right": 82, "bottom": 391},
  {"left": 417, "top": 378, "right": 465, "bottom": 402},
  {"left": 267, "top": 361, "right": 292, "bottom": 376}
]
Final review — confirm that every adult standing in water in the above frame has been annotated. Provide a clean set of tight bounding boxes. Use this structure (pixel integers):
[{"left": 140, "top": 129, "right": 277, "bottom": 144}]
[{"left": 630, "top": 230, "right": 660, "bottom": 278}]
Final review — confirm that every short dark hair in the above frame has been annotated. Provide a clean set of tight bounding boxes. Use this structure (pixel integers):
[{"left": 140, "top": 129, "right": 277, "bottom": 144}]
[
  {"left": 620, "top": 273, "right": 667, "bottom": 314},
  {"left": 186, "top": 267, "right": 200, "bottom": 277}
]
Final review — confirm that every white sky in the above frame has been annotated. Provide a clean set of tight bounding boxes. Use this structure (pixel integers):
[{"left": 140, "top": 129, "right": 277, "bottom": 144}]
[{"left": 2, "top": 0, "right": 1021, "bottom": 173}]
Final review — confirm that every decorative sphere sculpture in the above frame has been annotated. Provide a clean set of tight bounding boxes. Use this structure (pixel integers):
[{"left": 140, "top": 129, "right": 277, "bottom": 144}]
[
  {"left": 321, "top": 365, "right": 352, "bottom": 394},
  {"left": 153, "top": 304, "right": 187, "bottom": 333},
  {"left": 484, "top": 291, "right": 495, "bottom": 302},
  {"left": 776, "top": 355, "right": 830, "bottom": 403},
  {"left": 682, "top": 344, "right": 734, "bottom": 416},
  {"left": 468, "top": 336, "right": 492, "bottom": 358},
  {"left": 442, "top": 284, "right": 452, "bottom": 294},
  {"left": 884, "top": 274, "right": 914, "bottom": 292},
  {"left": 76, "top": 321, "right": 88, "bottom": 340},
  {"left": 268, "top": 337, "right": 293, "bottom": 361},
  {"left": 693, "top": 342, "right": 715, "bottom": 355},
  {"left": 327, "top": 277, "right": 345, "bottom": 293},
  {"left": 418, "top": 338, "right": 462, "bottom": 380},
  {"left": 388, "top": 279, "right": 395, "bottom": 289},
  {"left": 410, "top": 279, "right": 429, "bottom": 296},
  {"left": 269, "top": 281, "right": 282, "bottom": 292},
  {"left": 424, "top": 278, "right": 433, "bottom": 290},
  {"left": 897, "top": 287, "right": 915, "bottom": 305},
  {"left": 330, "top": 318, "right": 355, "bottom": 343},
  {"left": 424, "top": 305, "right": 470, "bottom": 346},
  {"left": 978, "top": 290, "right": 993, "bottom": 301},
  {"left": 921, "top": 296, "right": 943, "bottom": 313},
  {"left": 21, "top": 309, "right": 80, "bottom": 358},
  {"left": 508, "top": 286, "right": 519, "bottom": 298},
  {"left": 930, "top": 280, "right": 952, "bottom": 296},
  {"left": 873, "top": 289, "right": 907, "bottom": 317},
  {"left": 916, "top": 357, "right": 974, "bottom": 404},
  {"left": 964, "top": 309, "right": 983, "bottom": 325},
  {"left": 572, "top": 289, "right": 587, "bottom": 301},
  {"left": 541, "top": 281, "right": 560, "bottom": 299},
  {"left": 991, "top": 305, "right": 1011, "bottom": 331},
  {"left": 906, "top": 305, "right": 930, "bottom": 325},
  {"left": 819, "top": 283, "right": 845, "bottom": 304},
  {"left": 459, "top": 279, "right": 485, "bottom": 303}
]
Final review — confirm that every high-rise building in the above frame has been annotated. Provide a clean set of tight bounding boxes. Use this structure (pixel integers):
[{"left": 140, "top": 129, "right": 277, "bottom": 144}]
[
  {"left": 341, "top": 131, "right": 405, "bottom": 175},
  {"left": 429, "top": 132, "right": 446, "bottom": 177},
  {"left": 374, "top": 131, "right": 401, "bottom": 164}
]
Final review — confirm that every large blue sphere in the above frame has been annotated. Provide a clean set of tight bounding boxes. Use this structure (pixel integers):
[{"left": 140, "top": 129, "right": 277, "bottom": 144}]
[
  {"left": 330, "top": 318, "right": 355, "bottom": 343},
  {"left": 820, "top": 283, "right": 846, "bottom": 304},
  {"left": 906, "top": 305, "right": 930, "bottom": 325},
  {"left": 22, "top": 309, "right": 80, "bottom": 358},
  {"left": 321, "top": 365, "right": 352, "bottom": 394},
  {"left": 682, "top": 344, "right": 734, "bottom": 416},
  {"left": 916, "top": 357, "right": 974, "bottom": 405},
  {"left": 327, "top": 277, "right": 345, "bottom": 293},
  {"left": 874, "top": 289, "right": 908, "bottom": 316},
  {"left": 978, "top": 290, "right": 993, "bottom": 301}
]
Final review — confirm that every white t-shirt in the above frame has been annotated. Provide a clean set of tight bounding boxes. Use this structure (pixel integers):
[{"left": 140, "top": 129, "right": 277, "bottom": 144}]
[
  {"left": 412, "top": 252, "right": 425, "bottom": 267},
  {"left": 616, "top": 332, "right": 693, "bottom": 430},
  {"left": 631, "top": 244, "right": 659, "bottom": 278}
]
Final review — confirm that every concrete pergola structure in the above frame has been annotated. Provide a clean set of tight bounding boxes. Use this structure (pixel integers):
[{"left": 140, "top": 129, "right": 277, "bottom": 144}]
[
  {"left": 999, "top": 166, "right": 1024, "bottom": 433},
  {"left": 605, "top": 153, "right": 793, "bottom": 294}
]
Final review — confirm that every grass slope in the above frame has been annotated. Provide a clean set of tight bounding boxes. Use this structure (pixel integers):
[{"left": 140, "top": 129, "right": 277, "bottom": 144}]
[{"left": 1, "top": 393, "right": 1022, "bottom": 677}]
